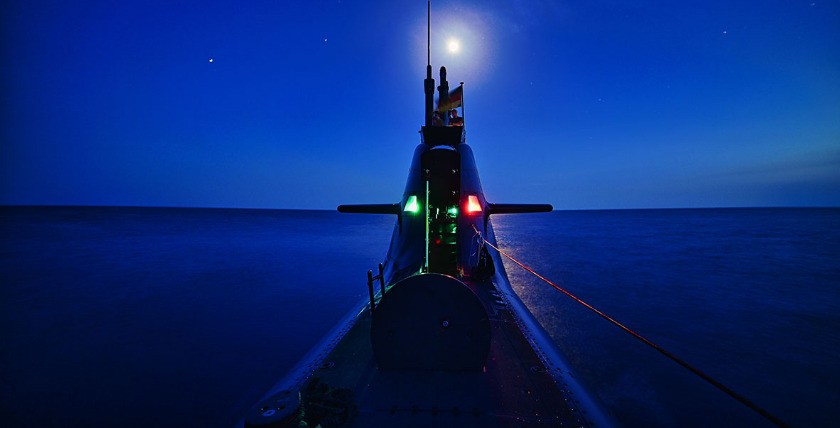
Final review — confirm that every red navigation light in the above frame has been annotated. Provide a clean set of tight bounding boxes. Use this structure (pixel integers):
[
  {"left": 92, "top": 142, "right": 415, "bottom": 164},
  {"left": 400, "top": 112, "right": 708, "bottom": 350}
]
[{"left": 466, "top": 195, "right": 482, "bottom": 214}]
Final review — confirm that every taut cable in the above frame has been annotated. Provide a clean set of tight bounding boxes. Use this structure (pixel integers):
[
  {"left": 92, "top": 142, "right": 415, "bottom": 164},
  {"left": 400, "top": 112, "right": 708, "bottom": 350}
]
[{"left": 473, "top": 226, "right": 787, "bottom": 427}]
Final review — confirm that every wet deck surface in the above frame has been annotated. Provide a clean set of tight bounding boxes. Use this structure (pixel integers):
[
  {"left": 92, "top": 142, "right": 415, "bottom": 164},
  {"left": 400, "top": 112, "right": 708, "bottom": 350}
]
[{"left": 309, "top": 279, "right": 586, "bottom": 427}]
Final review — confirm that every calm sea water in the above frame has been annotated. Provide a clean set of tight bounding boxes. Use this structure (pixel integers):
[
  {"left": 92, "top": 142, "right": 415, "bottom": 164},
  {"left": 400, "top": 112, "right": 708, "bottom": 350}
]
[{"left": 1, "top": 206, "right": 838, "bottom": 427}]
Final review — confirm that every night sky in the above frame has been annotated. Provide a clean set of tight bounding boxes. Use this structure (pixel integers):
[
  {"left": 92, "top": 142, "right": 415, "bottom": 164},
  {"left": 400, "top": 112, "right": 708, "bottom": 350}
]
[{"left": 2, "top": 1, "right": 838, "bottom": 209}]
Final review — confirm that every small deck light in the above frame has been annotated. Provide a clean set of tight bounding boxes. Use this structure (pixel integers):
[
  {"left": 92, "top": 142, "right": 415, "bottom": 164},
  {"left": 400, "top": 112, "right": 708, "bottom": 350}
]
[
  {"left": 466, "top": 195, "right": 482, "bottom": 214},
  {"left": 404, "top": 195, "right": 420, "bottom": 213}
]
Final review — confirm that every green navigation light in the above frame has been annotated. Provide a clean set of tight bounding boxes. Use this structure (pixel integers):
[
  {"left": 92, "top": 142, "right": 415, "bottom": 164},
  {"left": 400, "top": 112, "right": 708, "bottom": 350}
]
[
  {"left": 447, "top": 206, "right": 458, "bottom": 217},
  {"left": 404, "top": 195, "right": 420, "bottom": 213}
]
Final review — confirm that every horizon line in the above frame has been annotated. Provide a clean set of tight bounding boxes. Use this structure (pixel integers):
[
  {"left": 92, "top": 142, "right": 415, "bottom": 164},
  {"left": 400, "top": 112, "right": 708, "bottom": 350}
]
[{"left": 2, "top": 203, "right": 839, "bottom": 212}]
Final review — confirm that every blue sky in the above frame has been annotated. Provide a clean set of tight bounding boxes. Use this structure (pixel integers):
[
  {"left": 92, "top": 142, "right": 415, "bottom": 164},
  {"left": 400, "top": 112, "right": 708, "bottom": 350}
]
[{"left": 2, "top": 0, "right": 838, "bottom": 209}]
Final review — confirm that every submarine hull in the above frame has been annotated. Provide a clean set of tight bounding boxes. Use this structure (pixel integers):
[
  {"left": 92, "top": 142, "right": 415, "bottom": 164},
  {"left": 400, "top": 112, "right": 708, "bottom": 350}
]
[{"left": 242, "top": 142, "right": 611, "bottom": 428}]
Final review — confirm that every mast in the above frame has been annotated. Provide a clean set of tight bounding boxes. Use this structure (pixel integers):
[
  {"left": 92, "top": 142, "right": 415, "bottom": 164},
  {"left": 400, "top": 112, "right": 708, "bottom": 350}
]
[
  {"left": 438, "top": 66, "right": 449, "bottom": 125},
  {"left": 423, "top": 1, "right": 434, "bottom": 126}
]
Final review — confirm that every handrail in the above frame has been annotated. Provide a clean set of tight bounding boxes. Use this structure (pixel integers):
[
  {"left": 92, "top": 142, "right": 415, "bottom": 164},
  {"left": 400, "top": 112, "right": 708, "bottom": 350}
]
[{"left": 366, "top": 263, "right": 386, "bottom": 313}]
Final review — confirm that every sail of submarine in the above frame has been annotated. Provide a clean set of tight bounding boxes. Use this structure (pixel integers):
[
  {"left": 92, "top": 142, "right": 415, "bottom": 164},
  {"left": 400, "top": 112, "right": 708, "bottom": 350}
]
[{"left": 241, "top": 31, "right": 612, "bottom": 428}]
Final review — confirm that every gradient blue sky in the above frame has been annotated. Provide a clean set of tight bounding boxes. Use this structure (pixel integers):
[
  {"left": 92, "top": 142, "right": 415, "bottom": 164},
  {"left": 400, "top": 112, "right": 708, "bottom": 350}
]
[{"left": 2, "top": 0, "right": 838, "bottom": 209}]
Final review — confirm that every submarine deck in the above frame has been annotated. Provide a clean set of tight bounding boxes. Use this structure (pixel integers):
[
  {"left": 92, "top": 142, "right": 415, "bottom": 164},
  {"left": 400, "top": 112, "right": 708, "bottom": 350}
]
[{"left": 306, "top": 278, "right": 587, "bottom": 427}]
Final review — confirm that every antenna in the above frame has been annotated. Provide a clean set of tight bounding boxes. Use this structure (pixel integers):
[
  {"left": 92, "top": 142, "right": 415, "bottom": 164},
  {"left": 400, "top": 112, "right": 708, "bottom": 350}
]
[{"left": 423, "top": 0, "right": 435, "bottom": 126}]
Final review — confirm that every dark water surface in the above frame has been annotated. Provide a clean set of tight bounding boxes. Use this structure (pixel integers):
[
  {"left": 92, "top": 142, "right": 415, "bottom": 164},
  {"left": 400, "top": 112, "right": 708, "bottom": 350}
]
[{"left": 1, "top": 207, "right": 838, "bottom": 427}]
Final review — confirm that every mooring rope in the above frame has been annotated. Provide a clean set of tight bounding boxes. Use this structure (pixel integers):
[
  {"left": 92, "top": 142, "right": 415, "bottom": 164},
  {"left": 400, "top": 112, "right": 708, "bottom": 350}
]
[{"left": 472, "top": 226, "right": 788, "bottom": 427}]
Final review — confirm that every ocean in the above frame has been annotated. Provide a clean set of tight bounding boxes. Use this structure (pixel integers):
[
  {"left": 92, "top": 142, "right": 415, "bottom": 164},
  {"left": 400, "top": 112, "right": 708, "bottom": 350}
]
[{"left": 1, "top": 206, "right": 838, "bottom": 427}]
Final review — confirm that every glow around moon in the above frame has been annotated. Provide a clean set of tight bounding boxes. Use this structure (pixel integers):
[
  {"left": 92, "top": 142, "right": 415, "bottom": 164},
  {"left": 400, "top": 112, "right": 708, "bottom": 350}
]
[{"left": 412, "top": 7, "right": 492, "bottom": 83}]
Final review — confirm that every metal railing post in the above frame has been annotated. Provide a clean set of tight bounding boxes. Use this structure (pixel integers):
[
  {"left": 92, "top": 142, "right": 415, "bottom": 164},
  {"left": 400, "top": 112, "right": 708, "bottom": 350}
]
[
  {"left": 378, "top": 263, "right": 385, "bottom": 296},
  {"left": 367, "top": 270, "right": 375, "bottom": 314}
]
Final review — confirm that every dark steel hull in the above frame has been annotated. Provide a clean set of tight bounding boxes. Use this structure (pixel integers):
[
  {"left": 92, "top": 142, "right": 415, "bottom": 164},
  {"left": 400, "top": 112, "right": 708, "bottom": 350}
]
[{"left": 241, "top": 140, "right": 611, "bottom": 427}]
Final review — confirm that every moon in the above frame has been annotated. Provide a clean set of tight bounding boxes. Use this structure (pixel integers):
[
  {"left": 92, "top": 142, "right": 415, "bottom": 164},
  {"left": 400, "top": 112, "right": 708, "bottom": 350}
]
[{"left": 447, "top": 38, "right": 460, "bottom": 54}]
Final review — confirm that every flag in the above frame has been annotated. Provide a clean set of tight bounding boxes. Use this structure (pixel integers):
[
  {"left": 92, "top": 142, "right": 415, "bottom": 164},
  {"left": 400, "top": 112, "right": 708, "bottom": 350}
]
[{"left": 436, "top": 85, "right": 463, "bottom": 112}]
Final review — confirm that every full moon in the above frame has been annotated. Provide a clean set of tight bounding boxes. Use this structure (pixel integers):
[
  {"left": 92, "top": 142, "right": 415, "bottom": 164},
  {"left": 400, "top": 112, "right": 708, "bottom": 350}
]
[{"left": 447, "top": 38, "right": 460, "bottom": 54}]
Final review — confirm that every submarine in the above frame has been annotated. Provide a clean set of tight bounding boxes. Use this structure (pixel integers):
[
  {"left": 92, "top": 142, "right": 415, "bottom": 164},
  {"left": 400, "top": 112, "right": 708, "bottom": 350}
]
[
  {"left": 234, "top": 2, "right": 794, "bottom": 424},
  {"left": 241, "top": 9, "right": 611, "bottom": 428}
]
